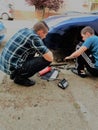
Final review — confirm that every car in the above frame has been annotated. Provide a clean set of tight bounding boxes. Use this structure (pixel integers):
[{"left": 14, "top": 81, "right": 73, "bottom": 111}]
[
  {"left": 90, "top": 10, "right": 98, "bottom": 15},
  {"left": 43, "top": 14, "right": 98, "bottom": 61},
  {"left": 0, "top": 21, "right": 6, "bottom": 44},
  {"left": 44, "top": 11, "right": 85, "bottom": 28},
  {"left": 63, "top": 11, "right": 83, "bottom": 15},
  {"left": 0, "top": 3, "right": 14, "bottom": 20}
]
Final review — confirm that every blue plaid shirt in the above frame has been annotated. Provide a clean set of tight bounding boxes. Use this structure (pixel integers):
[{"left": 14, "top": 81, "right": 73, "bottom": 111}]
[{"left": 0, "top": 28, "right": 49, "bottom": 75}]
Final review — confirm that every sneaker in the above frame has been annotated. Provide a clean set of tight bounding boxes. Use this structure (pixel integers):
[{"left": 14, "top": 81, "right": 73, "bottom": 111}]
[
  {"left": 71, "top": 67, "right": 87, "bottom": 78},
  {"left": 14, "top": 78, "right": 35, "bottom": 87}
]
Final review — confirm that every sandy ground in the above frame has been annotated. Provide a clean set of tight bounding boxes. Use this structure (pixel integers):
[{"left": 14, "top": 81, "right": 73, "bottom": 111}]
[{"left": 0, "top": 20, "right": 98, "bottom": 130}]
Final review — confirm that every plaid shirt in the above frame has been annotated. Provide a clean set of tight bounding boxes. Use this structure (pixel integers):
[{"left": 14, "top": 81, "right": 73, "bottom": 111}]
[{"left": 0, "top": 28, "right": 49, "bottom": 75}]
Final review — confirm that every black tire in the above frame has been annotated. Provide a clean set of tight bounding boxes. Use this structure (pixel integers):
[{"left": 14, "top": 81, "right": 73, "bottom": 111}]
[{"left": 1, "top": 13, "right": 9, "bottom": 20}]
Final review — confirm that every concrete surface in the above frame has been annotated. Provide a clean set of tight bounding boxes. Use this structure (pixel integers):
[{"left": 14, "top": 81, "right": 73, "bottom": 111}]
[{"left": 0, "top": 20, "right": 98, "bottom": 130}]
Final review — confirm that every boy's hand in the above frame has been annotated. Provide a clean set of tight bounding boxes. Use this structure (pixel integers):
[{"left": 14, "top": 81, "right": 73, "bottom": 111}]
[{"left": 64, "top": 56, "right": 71, "bottom": 61}]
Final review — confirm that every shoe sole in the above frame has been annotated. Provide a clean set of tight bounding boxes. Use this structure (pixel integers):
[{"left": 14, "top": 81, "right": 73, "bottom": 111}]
[{"left": 71, "top": 68, "right": 87, "bottom": 78}]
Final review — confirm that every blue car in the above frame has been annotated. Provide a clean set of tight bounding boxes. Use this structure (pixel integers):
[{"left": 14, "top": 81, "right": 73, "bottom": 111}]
[
  {"left": 0, "top": 21, "right": 6, "bottom": 44},
  {"left": 44, "top": 15, "right": 98, "bottom": 60}
]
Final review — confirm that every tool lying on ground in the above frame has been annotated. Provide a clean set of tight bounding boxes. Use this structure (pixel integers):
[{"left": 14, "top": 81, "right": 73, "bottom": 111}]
[
  {"left": 58, "top": 78, "right": 68, "bottom": 89},
  {"left": 39, "top": 66, "right": 52, "bottom": 76},
  {"left": 40, "top": 68, "right": 59, "bottom": 81},
  {"left": 50, "top": 62, "right": 73, "bottom": 70},
  {"left": 38, "top": 66, "right": 69, "bottom": 89},
  {"left": 50, "top": 62, "right": 67, "bottom": 67}
]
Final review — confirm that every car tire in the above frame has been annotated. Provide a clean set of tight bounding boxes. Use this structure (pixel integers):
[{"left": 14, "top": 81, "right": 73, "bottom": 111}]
[{"left": 1, "top": 13, "right": 9, "bottom": 20}]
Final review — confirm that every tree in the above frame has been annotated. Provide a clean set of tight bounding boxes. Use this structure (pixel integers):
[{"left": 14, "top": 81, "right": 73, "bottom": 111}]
[{"left": 25, "top": 0, "right": 64, "bottom": 18}]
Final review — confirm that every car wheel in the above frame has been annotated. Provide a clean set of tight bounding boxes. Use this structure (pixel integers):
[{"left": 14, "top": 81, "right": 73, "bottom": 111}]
[{"left": 1, "top": 13, "right": 9, "bottom": 20}]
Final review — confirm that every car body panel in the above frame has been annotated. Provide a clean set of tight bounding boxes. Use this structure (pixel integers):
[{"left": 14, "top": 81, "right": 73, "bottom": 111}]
[
  {"left": 44, "top": 12, "right": 91, "bottom": 28},
  {"left": 44, "top": 15, "right": 98, "bottom": 58},
  {"left": 0, "top": 21, "right": 6, "bottom": 43},
  {"left": 49, "top": 16, "right": 98, "bottom": 34}
]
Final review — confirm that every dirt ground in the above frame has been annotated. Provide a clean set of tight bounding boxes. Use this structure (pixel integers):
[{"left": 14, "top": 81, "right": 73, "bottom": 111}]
[{"left": 0, "top": 20, "right": 98, "bottom": 130}]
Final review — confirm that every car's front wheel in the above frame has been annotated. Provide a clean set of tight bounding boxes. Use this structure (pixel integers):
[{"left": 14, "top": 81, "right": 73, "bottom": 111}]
[{"left": 1, "top": 13, "right": 9, "bottom": 20}]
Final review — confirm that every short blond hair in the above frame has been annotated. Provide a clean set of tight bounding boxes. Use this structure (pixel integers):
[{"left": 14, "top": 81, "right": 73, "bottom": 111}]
[
  {"left": 81, "top": 26, "right": 94, "bottom": 35},
  {"left": 33, "top": 21, "right": 49, "bottom": 33}
]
